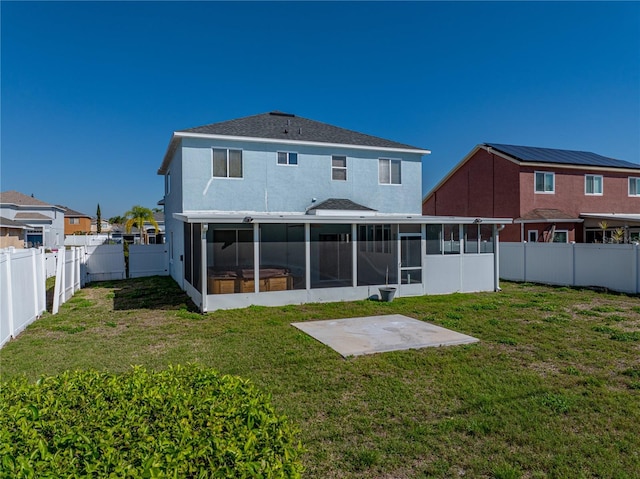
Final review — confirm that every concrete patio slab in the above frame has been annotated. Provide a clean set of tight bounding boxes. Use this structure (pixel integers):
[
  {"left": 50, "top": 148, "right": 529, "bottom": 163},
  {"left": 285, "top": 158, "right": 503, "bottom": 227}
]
[{"left": 291, "top": 314, "right": 479, "bottom": 357}]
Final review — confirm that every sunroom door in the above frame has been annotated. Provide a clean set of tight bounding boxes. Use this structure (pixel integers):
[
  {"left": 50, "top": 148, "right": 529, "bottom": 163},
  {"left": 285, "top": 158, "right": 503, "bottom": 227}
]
[{"left": 399, "top": 233, "right": 422, "bottom": 295}]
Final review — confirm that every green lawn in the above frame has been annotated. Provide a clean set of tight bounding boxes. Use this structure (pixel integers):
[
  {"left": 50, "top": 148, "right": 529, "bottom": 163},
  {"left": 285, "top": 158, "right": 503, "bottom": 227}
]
[{"left": 2, "top": 277, "right": 639, "bottom": 478}]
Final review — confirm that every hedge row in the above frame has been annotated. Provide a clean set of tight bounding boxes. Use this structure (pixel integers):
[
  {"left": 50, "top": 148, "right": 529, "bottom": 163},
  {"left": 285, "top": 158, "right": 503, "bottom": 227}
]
[{"left": 0, "top": 365, "right": 303, "bottom": 478}]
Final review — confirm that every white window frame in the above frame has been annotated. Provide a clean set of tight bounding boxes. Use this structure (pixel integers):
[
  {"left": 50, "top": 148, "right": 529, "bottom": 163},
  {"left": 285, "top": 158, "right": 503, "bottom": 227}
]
[
  {"left": 552, "top": 230, "right": 569, "bottom": 243},
  {"left": 277, "top": 151, "right": 298, "bottom": 166},
  {"left": 165, "top": 171, "right": 171, "bottom": 195},
  {"left": 585, "top": 174, "right": 603, "bottom": 195},
  {"left": 212, "top": 147, "right": 243, "bottom": 179},
  {"left": 379, "top": 158, "right": 401, "bottom": 185},
  {"left": 534, "top": 171, "right": 555, "bottom": 194},
  {"left": 527, "top": 230, "right": 538, "bottom": 242},
  {"left": 629, "top": 177, "right": 640, "bottom": 197},
  {"left": 69, "top": 218, "right": 80, "bottom": 225},
  {"left": 331, "top": 155, "right": 347, "bottom": 181}
]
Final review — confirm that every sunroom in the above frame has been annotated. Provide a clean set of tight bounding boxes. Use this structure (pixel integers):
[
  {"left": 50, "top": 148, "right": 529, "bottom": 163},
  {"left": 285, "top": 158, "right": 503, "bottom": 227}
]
[{"left": 176, "top": 213, "right": 512, "bottom": 312}]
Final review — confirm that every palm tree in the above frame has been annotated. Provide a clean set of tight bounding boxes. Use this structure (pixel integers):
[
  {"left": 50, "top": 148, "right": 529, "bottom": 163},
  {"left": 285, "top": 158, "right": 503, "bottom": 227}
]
[{"left": 124, "top": 206, "right": 159, "bottom": 245}]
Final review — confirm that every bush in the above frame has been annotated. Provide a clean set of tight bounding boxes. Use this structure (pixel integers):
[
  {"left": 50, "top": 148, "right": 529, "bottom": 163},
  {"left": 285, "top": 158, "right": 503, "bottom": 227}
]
[{"left": 0, "top": 365, "right": 303, "bottom": 478}]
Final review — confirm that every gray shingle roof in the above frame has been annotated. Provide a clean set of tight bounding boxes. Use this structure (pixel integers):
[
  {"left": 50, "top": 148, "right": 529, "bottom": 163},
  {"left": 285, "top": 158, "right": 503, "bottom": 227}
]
[
  {"left": 0, "top": 216, "right": 27, "bottom": 229},
  {"left": 181, "top": 112, "right": 425, "bottom": 151},
  {"left": 14, "top": 212, "right": 51, "bottom": 220},
  {"left": 57, "top": 206, "right": 91, "bottom": 218},
  {"left": 0, "top": 190, "right": 56, "bottom": 207},
  {"left": 519, "top": 208, "right": 579, "bottom": 221},
  {"left": 486, "top": 143, "right": 639, "bottom": 169},
  {"left": 307, "top": 198, "right": 376, "bottom": 212}
]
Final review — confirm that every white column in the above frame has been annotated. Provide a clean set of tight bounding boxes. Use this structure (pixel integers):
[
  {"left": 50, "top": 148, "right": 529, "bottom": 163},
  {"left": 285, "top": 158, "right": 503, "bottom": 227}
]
[
  {"left": 201, "top": 224, "right": 209, "bottom": 311},
  {"left": 4, "top": 251, "right": 15, "bottom": 338},
  {"left": 253, "top": 223, "right": 260, "bottom": 293},
  {"left": 305, "top": 223, "right": 311, "bottom": 290},
  {"left": 351, "top": 224, "right": 357, "bottom": 288}
]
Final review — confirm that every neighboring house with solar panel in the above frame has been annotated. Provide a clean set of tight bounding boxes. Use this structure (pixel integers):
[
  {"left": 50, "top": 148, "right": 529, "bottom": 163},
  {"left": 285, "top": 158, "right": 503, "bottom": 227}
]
[
  {"left": 0, "top": 191, "right": 65, "bottom": 248},
  {"left": 158, "top": 111, "right": 512, "bottom": 311},
  {"left": 422, "top": 143, "right": 640, "bottom": 243}
]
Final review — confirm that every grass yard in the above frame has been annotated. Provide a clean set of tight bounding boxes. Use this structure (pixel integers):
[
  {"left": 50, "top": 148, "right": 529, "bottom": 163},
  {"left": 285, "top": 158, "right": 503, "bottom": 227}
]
[{"left": 1, "top": 277, "right": 639, "bottom": 478}]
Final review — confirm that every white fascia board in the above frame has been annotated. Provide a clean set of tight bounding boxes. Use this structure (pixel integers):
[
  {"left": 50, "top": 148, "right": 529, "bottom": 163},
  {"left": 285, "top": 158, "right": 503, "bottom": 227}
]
[
  {"left": 173, "top": 211, "right": 512, "bottom": 225},
  {"left": 174, "top": 132, "right": 431, "bottom": 155},
  {"left": 514, "top": 218, "right": 584, "bottom": 224},
  {"left": 580, "top": 213, "right": 640, "bottom": 222}
]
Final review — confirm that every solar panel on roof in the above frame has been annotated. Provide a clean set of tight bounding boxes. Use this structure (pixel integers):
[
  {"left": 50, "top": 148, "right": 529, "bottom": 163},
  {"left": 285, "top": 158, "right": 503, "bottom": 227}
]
[{"left": 485, "top": 143, "right": 639, "bottom": 169}]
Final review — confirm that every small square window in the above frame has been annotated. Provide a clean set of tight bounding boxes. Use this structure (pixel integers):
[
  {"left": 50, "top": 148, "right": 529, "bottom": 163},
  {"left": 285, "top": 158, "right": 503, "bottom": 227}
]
[
  {"left": 332, "top": 155, "right": 347, "bottom": 181},
  {"left": 535, "top": 171, "right": 554, "bottom": 193},
  {"left": 277, "top": 151, "right": 298, "bottom": 166},
  {"left": 585, "top": 175, "right": 603, "bottom": 195},
  {"left": 629, "top": 177, "right": 640, "bottom": 196}
]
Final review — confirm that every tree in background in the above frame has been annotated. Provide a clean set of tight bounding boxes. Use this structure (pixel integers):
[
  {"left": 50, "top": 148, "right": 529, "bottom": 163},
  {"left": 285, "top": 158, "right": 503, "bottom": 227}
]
[
  {"left": 96, "top": 204, "right": 102, "bottom": 234},
  {"left": 109, "top": 215, "right": 125, "bottom": 225},
  {"left": 124, "top": 206, "right": 159, "bottom": 245}
]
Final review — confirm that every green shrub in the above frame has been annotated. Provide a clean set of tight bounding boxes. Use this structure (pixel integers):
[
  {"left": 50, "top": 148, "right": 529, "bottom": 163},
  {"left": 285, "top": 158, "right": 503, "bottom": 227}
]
[{"left": 0, "top": 365, "right": 303, "bottom": 478}]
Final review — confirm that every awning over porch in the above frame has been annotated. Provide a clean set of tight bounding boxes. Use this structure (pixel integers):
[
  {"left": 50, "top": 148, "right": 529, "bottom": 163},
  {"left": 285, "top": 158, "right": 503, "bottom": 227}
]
[{"left": 174, "top": 211, "right": 513, "bottom": 226}]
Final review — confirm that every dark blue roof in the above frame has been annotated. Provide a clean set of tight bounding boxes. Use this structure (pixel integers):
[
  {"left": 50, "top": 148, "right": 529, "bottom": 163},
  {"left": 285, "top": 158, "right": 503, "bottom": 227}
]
[{"left": 485, "top": 143, "right": 639, "bottom": 169}]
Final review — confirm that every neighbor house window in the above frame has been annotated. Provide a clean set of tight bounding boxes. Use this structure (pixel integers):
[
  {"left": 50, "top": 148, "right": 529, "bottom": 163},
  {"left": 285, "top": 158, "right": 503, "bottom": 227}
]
[
  {"left": 527, "top": 230, "right": 538, "bottom": 242},
  {"left": 332, "top": 155, "right": 347, "bottom": 181},
  {"left": 552, "top": 230, "right": 568, "bottom": 243},
  {"left": 213, "top": 148, "right": 243, "bottom": 178},
  {"left": 585, "top": 174, "right": 603, "bottom": 195},
  {"left": 535, "top": 171, "right": 554, "bottom": 193},
  {"left": 379, "top": 158, "right": 401, "bottom": 184},
  {"left": 629, "top": 177, "right": 640, "bottom": 196},
  {"left": 277, "top": 151, "right": 298, "bottom": 166},
  {"left": 165, "top": 171, "right": 171, "bottom": 195},
  {"left": 69, "top": 218, "right": 79, "bottom": 225}
]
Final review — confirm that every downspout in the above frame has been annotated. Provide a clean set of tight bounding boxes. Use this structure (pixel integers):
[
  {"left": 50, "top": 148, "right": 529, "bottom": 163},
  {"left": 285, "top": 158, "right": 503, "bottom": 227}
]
[{"left": 494, "top": 223, "right": 506, "bottom": 292}]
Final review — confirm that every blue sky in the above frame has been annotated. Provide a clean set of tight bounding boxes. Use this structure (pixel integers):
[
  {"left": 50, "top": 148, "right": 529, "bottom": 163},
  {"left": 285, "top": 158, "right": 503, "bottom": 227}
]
[{"left": 2, "top": 1, "right": 638, "bottom": 219}]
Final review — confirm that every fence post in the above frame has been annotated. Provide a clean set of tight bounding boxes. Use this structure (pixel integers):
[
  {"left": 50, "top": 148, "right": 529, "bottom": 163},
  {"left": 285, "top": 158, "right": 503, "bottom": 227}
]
[
  {"left": 52, "top": 247, "right": 65, "bottom": 314},
  {"left": 633, "top": 244, "right": 640, "bottom": 293},
  {"left": 4, "top": 250, "right": 15, "bottom": 339},
  {"left": 30, "top": 248, "right": 39, "bottom": 319},
  {"left": 523, "top": 241, "right": 527, "bottom": 283},
  {"left": 572, "top": 243, "right": 576, "bottom": 287}
]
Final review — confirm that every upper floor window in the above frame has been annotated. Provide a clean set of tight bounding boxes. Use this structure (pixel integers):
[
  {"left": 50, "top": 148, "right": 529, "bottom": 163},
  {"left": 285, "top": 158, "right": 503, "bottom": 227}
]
[
  {"left": 332, "top": 155, "right": 347, "bottom": 181},
  {"left": 213, "top": 148, "right": 243, "bottom": 178},
  {"left": 69, "top": 218, "right": 79, "bottom": 225},
  {"left": 165, "top": 171, "right": 171, "bottom": 195},
  {"left": 277, "top": 151, "right": 298, "bottom": 166},
  {"left": 535, "top": 171, "right": 554, "bottom": 193},
  {"left": 379, "top": 158, "right": 401, "bottom": 185},
  {"left": 629, "top": 177, "right": 640, "bottom": 196},
  {"left": 585, "top": 175, "right": 603, "bottom": 195}
]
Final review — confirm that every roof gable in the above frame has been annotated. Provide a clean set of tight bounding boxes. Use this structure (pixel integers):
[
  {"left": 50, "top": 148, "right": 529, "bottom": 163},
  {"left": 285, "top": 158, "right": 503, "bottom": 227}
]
[{"left": 486, "top": 143, "right": 639, "bottom": 169}]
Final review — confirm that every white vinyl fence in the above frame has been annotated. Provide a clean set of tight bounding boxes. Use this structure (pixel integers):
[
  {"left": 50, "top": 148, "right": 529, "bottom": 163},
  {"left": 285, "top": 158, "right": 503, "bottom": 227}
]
[
  {"left": 1, "top": 248, "right": 47, "bottom": 348},
  {"left": 500, "top": 242, "right": 640, "bottom": 294},
  {"left": 85, "top": 244, "right": 126, "bottom": 282},
  {"left": 129, "top": 244, "right": 169, "bottom": 278},
  {"left": 2, "top": 243, "right": 170, "bottom": 348},
  {"left": 52, "top": 247, "right": 85, "bottom": 314},
  {"left": 64, "top": 234, "right": 112, "bottom": 247}
]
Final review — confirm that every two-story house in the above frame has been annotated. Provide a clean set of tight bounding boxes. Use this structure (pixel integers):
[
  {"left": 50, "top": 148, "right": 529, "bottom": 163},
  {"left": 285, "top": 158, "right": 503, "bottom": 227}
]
[
  {"left": 0, "top": 191, "right": 64, "bottom": 248},
  {"left": 59, "top": 206, "right": 93, "bottom": 235},
  {"left": 423, "top": 144, "right": 640, "bottom": 243},
  {"left": 159, "top": 112, "right": 511, "bottom": 311}
]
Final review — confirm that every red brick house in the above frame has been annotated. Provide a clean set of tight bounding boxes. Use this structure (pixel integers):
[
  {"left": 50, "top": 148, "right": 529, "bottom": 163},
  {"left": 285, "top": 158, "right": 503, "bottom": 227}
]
[{"left": 423, "top": 143, "right": 640, "bottom": 243}]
